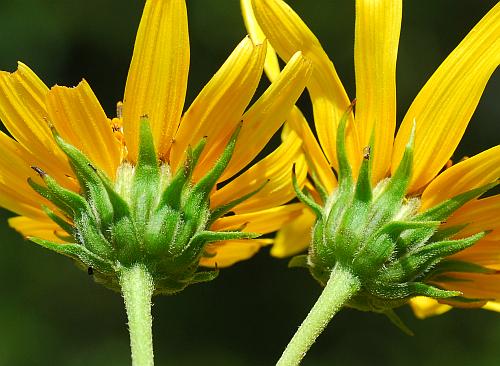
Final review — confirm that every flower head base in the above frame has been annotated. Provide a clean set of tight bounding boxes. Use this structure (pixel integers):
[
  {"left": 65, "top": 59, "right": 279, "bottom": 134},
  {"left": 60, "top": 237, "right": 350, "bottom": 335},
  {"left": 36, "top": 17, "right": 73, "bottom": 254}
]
[
  {"left": 245, "top": 0, "right": 500, "bottom": 320},
  {"left": 0, "top": 0, "right": 313, "bottom": 293},
  {"left": 28, "top": 118, "right": 262, "bottom": 295},
  {"left": 291, "top": 105, "right": 497, "bottom": 317}
]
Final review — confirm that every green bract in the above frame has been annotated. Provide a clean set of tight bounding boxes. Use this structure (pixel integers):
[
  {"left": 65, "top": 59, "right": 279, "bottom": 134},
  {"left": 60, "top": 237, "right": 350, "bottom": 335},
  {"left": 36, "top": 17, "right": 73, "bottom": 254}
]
[
  {"left": 28, "top": 117, "right": 259, "bottom": 295},
  {"left": 291, "top": 106, "right": 497, "bottom": 329}
]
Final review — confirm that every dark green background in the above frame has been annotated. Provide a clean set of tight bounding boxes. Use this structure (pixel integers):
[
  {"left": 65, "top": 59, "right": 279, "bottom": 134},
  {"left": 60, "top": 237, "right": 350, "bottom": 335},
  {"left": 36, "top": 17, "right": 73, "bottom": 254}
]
[{"left": 0, "top": 1, "right": 498, "bottom": 365}]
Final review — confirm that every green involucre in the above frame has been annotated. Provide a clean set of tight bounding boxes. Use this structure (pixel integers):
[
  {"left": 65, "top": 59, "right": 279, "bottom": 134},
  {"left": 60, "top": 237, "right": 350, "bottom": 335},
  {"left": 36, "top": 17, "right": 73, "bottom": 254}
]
[
  {"left": 29, "top": 118, "right": 259, "bottom": 295},
  {"left": 292, "top": 114, "right": 497, "bottom": 317}
]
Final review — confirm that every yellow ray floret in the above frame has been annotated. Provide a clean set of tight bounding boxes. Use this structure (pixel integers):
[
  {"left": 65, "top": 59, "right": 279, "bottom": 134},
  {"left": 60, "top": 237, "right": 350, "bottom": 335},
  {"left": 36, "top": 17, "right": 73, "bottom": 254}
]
[
  {"left": 250, "top": 0, "right": 360, "bottom": 172},
  {"left": 245, "top": 0, "right": 500, "bottom": 317},
  {"left": 393, "top": 4, "right": 500, "bottom": 192},
  {"left": 0, "top": 0, "right": 313, "bottom": 274},
  {"left": 122, "top": 0, "right": 189, "bottom": 161}
]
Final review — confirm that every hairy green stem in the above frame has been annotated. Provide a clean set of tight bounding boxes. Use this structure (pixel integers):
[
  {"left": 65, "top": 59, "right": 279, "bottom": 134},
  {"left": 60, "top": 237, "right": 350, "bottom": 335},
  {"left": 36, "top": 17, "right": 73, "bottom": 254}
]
[
  {"left": 277, "top": 265, "right": 361, "bottom": 366},
  {"left": 120, "top": 264, "right": 155, "bottom": 366}
]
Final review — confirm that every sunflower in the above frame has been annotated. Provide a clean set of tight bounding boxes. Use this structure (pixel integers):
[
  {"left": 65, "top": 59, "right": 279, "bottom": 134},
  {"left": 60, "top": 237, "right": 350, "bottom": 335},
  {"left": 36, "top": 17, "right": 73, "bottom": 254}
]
[
  {"left": 0, "top": 0, "right": 312, "bottom": 363},
  {"left": 243, "top": 0, "right": 499, "bottom": 363}
]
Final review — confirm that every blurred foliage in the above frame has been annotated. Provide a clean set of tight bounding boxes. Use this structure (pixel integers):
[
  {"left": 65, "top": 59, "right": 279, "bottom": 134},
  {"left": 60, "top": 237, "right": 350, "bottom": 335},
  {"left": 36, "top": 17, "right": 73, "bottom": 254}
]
[{"left": 0, "top": 0, "right": 499, "bottom": 365}]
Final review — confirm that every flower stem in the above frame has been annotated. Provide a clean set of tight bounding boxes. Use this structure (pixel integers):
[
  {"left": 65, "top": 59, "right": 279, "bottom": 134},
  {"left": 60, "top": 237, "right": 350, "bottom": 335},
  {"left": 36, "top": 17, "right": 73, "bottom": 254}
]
[
  {"left": 277, "top": 265, "right": 361, "bottom": 366},
  {"left": 120, "top": 264, "right": 155, "bottom": 366}
]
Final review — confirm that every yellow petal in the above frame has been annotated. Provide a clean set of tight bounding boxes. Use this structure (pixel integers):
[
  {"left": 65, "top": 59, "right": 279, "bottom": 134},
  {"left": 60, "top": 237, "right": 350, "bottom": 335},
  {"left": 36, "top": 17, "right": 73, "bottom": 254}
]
[
  {"left": 122, "top": 0, "right": 189, "bottom": 161},
  {"left": 483, "top": 302, "right": 500, "bottom": 313},
  {"left": 210, "top": 203, "right": 304, "bottom": 234},
  {"left": 451, "top": 239, "right": 500, "bottom": 268},
  {"left": 242, "top": 0, "right": 335, "bottom": 193},
  {"left": 46, "top": 80, "right": 123, "bottom": 179},
  {"left": 443, "top": 195, "right": 500, "bottom": 238},
  {"left": 0, "top": 132, "right": 53, "bottom": 217},
  {"left": 171, "top": 36, "right": 266, "bottom": 175},
  {"left": 355, "top": 0, "right": 401, "bottom": 183},
  {"left": 271, "top": 207, "right": 316, "bottom": 258},
  {"left": 0, "top": 63, "right": 73, "bottom": 180},
  {"left": 409, "top": 297, "right": 452, "bottom": 319},
  {"left": 487, "top": 230, "right": 500, "bottom": 242},
  {"left": 392, "top": 3, "right": 500, "bottom": 192},
  {"left": 240, "top": 0, "right": 281, "bottom": 80},
  {"left": 200, "top": 238, "right": 273, "bottom": 268},
  {"left": 287, "top": 106, "right": 337, "bottom": 194},
  {"left": 0, "top": 187, "right": 45, "bottom": 219},
  {"left": 218, "top": 51, "right": 312, "bottom": 181},
  {"left": 251, "top": 0, "right": 360, "bottom": 172},
  {"left": 303, "top": 180, "right": 323, "bottom": 205},
  {"left": 434, "top": 272, "right": 500, "bottom": 300},
  {"left": 210, "top": 130, "right": 308, "bottom": 213},
  {"left": 9, "top": 216, "right": 67, "bottom": 243},
  {"left": 421, "top": 146, "right": 500, "bottom": 210}
]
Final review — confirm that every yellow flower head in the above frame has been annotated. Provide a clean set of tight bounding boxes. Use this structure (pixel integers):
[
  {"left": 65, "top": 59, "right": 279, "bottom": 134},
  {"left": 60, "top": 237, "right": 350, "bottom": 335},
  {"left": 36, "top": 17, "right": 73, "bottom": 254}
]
[
  {"left": 244, "top": 0, "right": 499, "bottom": 318},
  {"left": 0, "top": 0, "right": 313, "bottom": 293}
]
